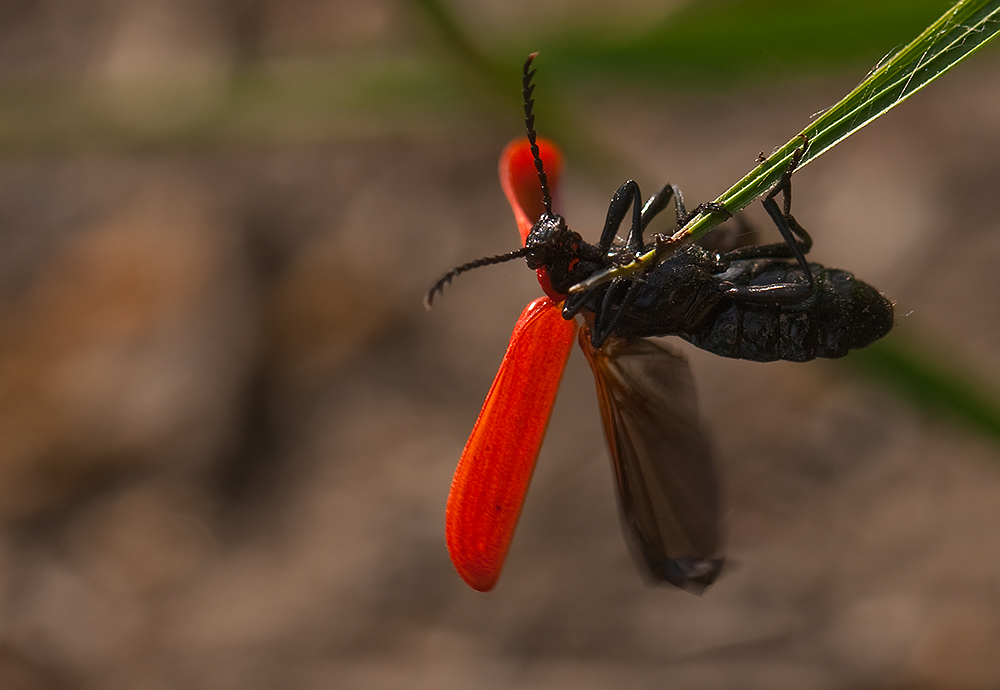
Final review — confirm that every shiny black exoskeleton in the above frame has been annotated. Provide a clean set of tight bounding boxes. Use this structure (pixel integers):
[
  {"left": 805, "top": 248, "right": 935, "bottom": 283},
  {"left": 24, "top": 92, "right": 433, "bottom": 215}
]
[
  {"left": 527, "top": 146, "right": 894, "bottom": 362},
  {"left": 612, "top": 244, "right": 892, "bottom": 362}
]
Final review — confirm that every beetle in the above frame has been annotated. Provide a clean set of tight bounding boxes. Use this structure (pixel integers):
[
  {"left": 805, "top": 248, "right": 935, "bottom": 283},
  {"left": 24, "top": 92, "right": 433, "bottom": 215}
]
[
  {"left": 426, "top": 53, "right": 893, "bottom": 592},
  {"left": 553, "top": 165, "right": 894, "bottom": 361}
]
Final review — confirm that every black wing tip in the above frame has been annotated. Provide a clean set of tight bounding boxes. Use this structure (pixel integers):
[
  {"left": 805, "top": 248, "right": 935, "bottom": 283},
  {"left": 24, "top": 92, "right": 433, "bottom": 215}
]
[{"left": 652, "top": 556, "right": 725, "bottom": 595}]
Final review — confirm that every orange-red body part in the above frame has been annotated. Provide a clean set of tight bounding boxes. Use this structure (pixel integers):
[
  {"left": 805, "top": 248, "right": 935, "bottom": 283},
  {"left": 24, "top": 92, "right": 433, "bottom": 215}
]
[
  {"left": 445, "top": 137, "right": 575, "bottom": 591},
  {"left": 499, "top": 137, "right": 562, "bottom": 243},
  {"left": 499, "top": 137, "right": 567, "bottom": 304},
  {"left": 445, "top": 297, "right": 577, "bottom": 590}
]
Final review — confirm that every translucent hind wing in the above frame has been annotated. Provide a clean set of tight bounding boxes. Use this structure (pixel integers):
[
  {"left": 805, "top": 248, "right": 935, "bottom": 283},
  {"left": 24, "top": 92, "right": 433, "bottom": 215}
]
[{"left": 579, "top": 329, "right": 722, "bottom": 592}]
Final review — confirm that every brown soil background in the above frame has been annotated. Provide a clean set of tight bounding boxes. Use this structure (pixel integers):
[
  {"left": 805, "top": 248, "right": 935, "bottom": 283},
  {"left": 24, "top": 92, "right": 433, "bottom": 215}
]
[{"left": 1, "top": 1, "right": 1000, "bottom": 688}]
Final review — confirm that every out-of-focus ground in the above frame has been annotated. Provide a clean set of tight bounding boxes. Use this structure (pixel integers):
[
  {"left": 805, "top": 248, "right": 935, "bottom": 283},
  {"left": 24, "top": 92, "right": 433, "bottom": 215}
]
[{"left": 1, "top": 1, "right": 1000, "bottom": 688}]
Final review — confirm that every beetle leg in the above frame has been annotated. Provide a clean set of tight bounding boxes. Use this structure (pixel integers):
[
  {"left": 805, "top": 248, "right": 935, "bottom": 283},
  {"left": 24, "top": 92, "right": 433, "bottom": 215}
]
[
  {"left": 598, "top": 180, "right": 643, "bottom": 254},
  {"left": 587, "top": 181, "right": 658, "bottom": 340},
  {"left": 720, "top": 275, "right": 813, "bottom": 305},
  {"left": 721, "top": 212, "right": 811, "bottom": 262},
  {"left": 591, "top": 278, "right": 643, "bottom": 347},
  {"left": 720, "top": 136, "right": 810, "bottom": 265},
  {"left": 562, "top": 284, "right": 594, "bottom": 319},
  {"left": 720, "top": 139, "right": 816, "bottom": 305},
  {"left": 641, "top": 185, "right": 730, "bottom": 234},
  {"left": 565, "top": 181, "right": 648, "bottom": 321},
  {"left": 640, "top": 184, "right": 685, "bottom": 232},
  {"left": 760, "top": 140, "right": 813, "bottom": 283}
]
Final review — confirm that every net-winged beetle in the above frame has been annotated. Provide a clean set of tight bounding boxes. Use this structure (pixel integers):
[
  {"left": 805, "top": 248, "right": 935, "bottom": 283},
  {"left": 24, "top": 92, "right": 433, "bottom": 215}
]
[{"left": 427, "top": 53, "right": 894, "bottom": 593}]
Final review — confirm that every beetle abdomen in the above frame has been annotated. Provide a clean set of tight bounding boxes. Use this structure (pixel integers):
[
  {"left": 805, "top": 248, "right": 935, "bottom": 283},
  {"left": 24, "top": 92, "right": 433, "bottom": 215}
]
[{"left": 686, "top": 263, "right": 893, "bottom": 362}]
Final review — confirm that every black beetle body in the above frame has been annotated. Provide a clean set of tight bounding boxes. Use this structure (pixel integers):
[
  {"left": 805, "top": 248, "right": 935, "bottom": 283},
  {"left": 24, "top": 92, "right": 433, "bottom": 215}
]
[
  {"left": 573, "top": 243, "right": 894, "bottom": 363},
  {"left": 528, "top": 155, "right": 894, "bottom": 362}
]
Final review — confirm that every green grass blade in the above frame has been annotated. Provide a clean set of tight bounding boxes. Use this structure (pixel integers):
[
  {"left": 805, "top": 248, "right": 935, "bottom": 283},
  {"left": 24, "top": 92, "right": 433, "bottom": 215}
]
[{"left": 680, "top": 0, "right": 1000, "bottom": 242}]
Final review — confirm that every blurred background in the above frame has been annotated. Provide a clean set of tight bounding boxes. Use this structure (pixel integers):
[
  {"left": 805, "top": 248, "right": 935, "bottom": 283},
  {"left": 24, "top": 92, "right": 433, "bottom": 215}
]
[{"left": 0, "top": 0, "right": 999, "bottom": 688}]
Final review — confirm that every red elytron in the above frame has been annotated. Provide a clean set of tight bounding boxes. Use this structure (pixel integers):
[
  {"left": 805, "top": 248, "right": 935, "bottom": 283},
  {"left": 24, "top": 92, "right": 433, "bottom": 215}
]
[{"left": 444, "top": 139, "right": 577, "bottom": 592}]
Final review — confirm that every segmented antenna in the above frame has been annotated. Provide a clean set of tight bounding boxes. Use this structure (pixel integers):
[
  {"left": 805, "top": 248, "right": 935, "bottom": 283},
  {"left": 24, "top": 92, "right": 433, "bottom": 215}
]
[
  {"left": 423, "top": 246, "right": 533, "bottom": 310},
  {"left": 423, "top": 53, "right": 552, "bottom": 310},
  {"left": 522, "top": 53, "right": 553, "bottom": 216}
]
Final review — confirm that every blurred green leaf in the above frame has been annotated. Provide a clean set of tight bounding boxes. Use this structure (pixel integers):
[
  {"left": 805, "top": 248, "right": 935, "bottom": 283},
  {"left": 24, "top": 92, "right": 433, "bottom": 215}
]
[
  {"left": 849, "top": 337, "right": 1000, "bottom": 442},
  {"left": 541, "top": 0, "right": 959, "bottom": 86}
]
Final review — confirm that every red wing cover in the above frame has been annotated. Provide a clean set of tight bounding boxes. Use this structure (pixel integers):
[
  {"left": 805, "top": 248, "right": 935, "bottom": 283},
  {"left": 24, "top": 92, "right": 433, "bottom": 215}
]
[
  {"left": 446, "top": 297, "right": 577, "bottom": 591},
  {"left": 499, "top": 137, "right": 563, "bottom": 244}
]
